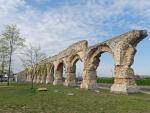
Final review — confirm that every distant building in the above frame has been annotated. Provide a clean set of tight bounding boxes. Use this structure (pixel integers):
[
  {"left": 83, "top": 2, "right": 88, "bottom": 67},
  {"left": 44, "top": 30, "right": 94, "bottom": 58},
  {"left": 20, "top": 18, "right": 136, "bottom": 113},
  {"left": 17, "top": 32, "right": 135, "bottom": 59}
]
[{"left": 0, "top": 70, "right": 15, "bottom": 82}]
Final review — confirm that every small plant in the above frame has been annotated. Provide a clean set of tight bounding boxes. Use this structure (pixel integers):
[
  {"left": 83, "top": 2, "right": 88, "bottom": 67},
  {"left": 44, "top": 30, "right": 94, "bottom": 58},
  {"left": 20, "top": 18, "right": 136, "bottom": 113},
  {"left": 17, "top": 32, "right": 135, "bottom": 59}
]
[{"left": 30, "top": 87, "right": 37, "bottom": 95}]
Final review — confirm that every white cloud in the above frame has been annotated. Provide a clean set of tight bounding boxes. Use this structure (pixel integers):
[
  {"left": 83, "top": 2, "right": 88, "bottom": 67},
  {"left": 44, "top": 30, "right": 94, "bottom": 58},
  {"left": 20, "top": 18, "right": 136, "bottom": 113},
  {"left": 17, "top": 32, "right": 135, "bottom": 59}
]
[{"left": 0, "top": 0, "right": 150, "bottom": 74}]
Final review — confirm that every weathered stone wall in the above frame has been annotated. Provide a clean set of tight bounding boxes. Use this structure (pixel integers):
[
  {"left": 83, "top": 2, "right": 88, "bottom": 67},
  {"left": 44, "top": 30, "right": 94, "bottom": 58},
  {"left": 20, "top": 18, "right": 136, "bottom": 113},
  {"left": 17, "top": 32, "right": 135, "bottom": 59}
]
[
  {"left": 47, "top": 40, "right": 88, "bottom": 62},
  {"left": 17, "top": 30, "right": 148, "bottom": 94}
]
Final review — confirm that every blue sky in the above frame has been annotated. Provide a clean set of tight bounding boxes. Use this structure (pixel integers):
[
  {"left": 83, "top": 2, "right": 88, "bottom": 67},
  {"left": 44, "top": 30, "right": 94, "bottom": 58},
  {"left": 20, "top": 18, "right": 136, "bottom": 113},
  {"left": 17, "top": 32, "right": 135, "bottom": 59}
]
[{"left": 0, "top": 0, "right": 150, "bottom": 76}]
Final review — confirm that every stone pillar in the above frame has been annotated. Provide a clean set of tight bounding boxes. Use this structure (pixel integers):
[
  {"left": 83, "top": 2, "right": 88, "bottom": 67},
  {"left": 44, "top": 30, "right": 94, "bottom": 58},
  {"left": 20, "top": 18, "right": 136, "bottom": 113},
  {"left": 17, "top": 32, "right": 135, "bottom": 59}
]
[
  {"left": 64, "top": 63, "right": 76, "bottom": 87},
  {"left": 64, "top": 72, "right": 76, "bottom": 87},
  {"left": 53, "top": 68, "right": 63, "bottom": 85},
  {"left": 80, "top": 57, "right": 99, "bottom": 90},
  {"left": 110, "top": 65, "right": 139, "bottom": 94},
  {"left": 80, "top": 68, "right": 97, "bottom": 90},
  {"left": 46, "top": 65, "right": 54, "bottom": 84}
]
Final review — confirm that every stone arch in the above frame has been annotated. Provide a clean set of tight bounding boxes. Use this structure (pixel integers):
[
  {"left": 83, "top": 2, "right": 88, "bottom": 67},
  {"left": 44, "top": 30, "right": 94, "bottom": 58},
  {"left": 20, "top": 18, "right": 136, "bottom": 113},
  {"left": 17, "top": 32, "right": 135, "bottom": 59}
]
[
  {"left": 64, "top": 54, "right": 84, "bottom": 87},
  {"left": 18, "top": 30, "right": 148, "bottom": 94},
  {"left": 56, "top": 62, "right": 64, "bottom": 71},
  {"left": 55, "top": 60, "right": 67, "bottom": 72},
  {"left": 86, "top": 44, "right": 115, "bottom": 70},
  {"left": 81, "top": 44, "right": 115, "bottom": 89},
  {"left": 70, "top": 54, "right": 83, "bottom": 72},
  {"left": 53, "top": 60, "right": 66, "bottom": 85},
  {"left": 57, "top": 62, "right": 65, "bottom": 78}
]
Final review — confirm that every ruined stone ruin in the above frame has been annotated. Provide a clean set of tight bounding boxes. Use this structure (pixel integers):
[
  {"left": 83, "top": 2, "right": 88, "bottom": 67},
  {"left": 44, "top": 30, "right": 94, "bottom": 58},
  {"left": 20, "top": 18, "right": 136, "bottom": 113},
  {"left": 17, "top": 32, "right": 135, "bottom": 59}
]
[{"left": 18, "top": 30, "right": 148, "bottom": 94}]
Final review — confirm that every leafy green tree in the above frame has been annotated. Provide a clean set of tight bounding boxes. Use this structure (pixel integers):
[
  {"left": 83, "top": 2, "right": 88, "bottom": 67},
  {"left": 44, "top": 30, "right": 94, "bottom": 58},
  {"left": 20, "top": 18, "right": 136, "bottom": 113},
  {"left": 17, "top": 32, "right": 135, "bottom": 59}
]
[{"left": 2, "top": 25, "right": 25, "bottom": 85}]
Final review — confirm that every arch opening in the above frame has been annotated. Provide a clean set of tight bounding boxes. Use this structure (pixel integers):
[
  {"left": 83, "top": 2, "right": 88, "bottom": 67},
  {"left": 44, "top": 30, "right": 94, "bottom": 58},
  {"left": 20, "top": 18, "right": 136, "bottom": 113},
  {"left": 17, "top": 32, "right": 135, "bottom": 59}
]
[
  {"left": 87, "top": 45, "right": 115, "bottom": 86},
  {"left": 57, "top": 62, "right": 65, "bottom": 82},
  {"left": 70, "top": 54, "right": 84, "bottom": 86},
  {"left": 96, "top": 52, "right": 115, "bottom": 84},
  {"left": 73, "top": 58, "right": 84, "bottom": 86}
]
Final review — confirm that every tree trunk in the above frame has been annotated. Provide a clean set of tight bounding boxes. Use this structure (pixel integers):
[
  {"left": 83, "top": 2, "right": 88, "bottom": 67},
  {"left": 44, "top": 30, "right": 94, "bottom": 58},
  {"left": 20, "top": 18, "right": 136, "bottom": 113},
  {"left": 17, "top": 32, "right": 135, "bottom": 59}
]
[
  {"left": 31, "top": 76, "right": 34, "bottom": 89},
  {"left": 7, "top": 46, "right": 12, "bottom": 86},
  {"left": 31, "top": 68, "right": 35, "bottom": 89}
]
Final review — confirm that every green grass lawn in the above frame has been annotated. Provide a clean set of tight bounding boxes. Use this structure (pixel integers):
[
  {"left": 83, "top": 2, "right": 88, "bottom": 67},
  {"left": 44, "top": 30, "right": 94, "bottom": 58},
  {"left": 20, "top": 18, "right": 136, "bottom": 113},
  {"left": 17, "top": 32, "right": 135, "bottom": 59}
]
[{"left": 0, "top": 83, "right": 150, "bottom": 113}]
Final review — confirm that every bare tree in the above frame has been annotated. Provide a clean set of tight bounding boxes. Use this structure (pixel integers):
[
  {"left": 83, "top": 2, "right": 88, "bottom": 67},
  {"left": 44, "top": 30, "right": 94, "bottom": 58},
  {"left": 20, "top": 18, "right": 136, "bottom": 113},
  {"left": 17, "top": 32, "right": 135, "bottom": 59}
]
[
  {"left": 2, "top": 25, "right": 25, "bottom": 85},
  {"left": 20, "top": 45, "right": 46, "bottom": 88}
]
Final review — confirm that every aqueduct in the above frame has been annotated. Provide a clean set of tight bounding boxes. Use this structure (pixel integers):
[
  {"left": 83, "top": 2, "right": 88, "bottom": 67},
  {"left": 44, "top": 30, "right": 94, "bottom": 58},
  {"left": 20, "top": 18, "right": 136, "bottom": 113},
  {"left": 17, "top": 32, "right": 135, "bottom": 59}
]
[{"left": 18, "top": 30, "right": 148, "bottom": 94}]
